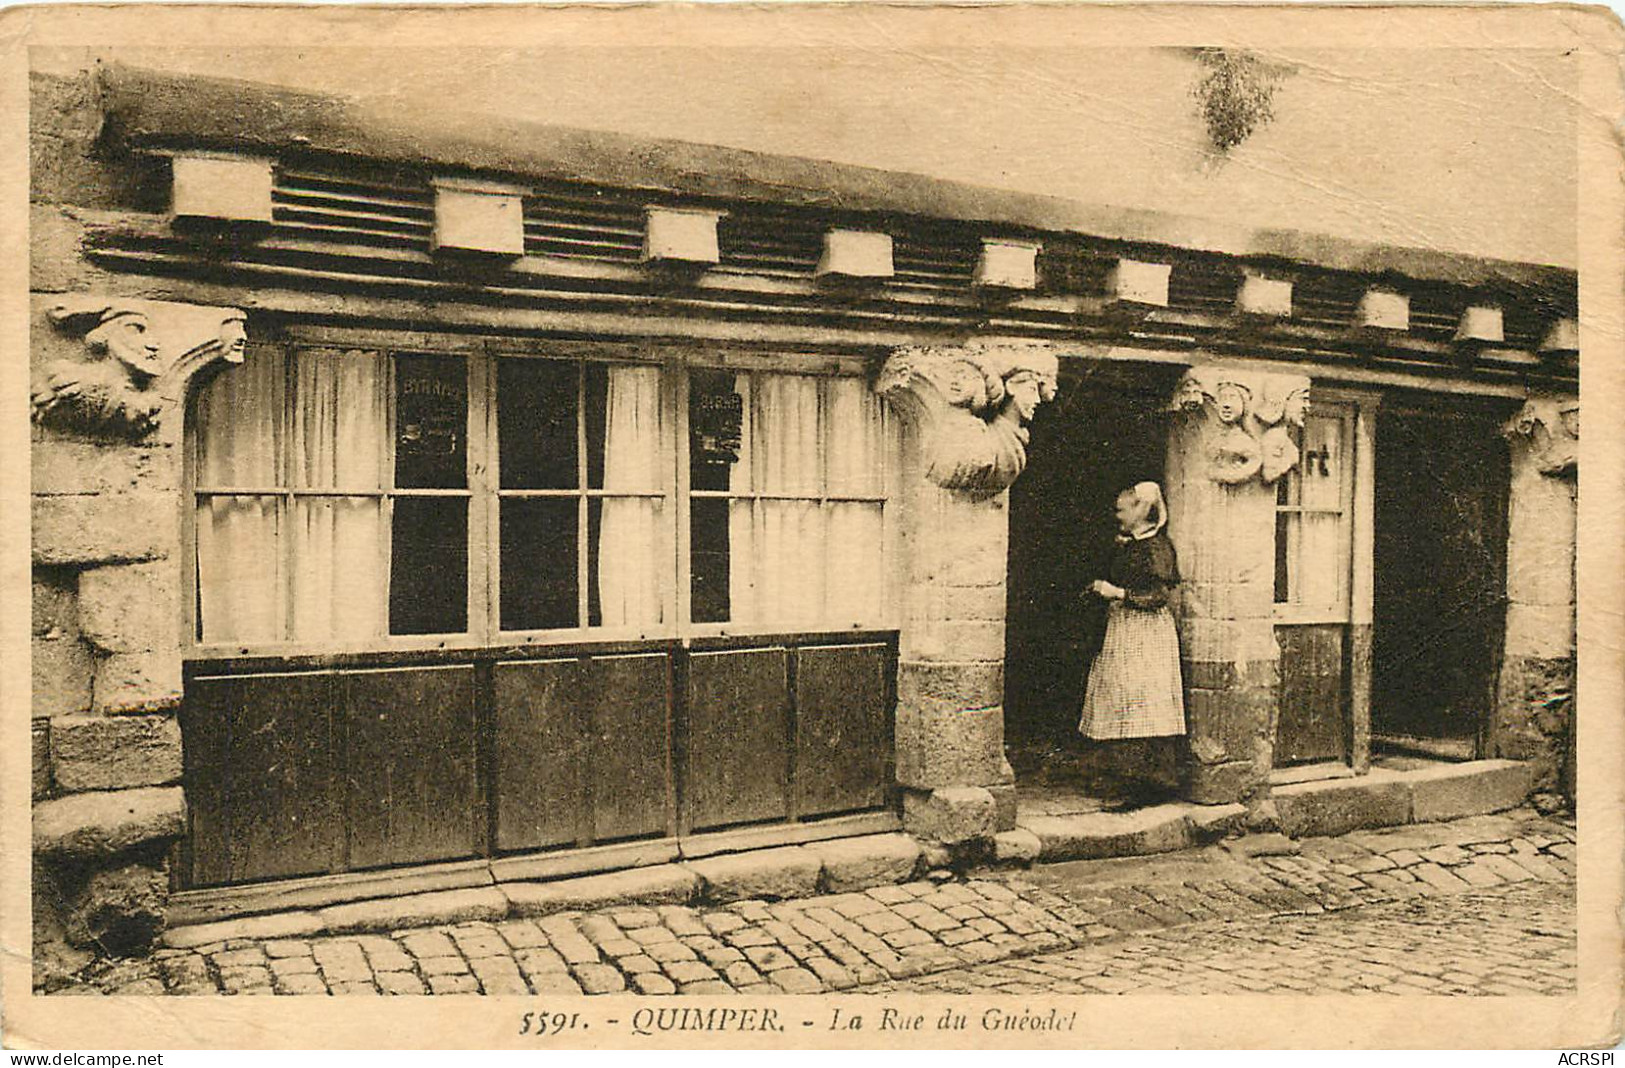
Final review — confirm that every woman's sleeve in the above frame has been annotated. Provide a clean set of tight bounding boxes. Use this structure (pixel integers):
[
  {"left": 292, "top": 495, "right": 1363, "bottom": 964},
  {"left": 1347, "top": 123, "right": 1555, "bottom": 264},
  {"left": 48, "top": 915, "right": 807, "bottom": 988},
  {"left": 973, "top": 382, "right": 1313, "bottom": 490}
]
[{"left": 1122, "top": 539, "right": 1179, "bottom": 610}]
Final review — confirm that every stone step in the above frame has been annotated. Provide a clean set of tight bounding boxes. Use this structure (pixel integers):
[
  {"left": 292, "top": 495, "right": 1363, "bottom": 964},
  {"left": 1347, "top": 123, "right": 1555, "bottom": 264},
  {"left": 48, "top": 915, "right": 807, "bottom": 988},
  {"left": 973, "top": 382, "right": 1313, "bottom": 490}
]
[
  {"left": 1273, "top": 759, "right": 1537, "bottom": 838},
  {"left": 1020, "top": 802, "right": 1247, "bottom": 864},
  {"left": 162, "top": 831, "right": 924, "bottom": 948}
]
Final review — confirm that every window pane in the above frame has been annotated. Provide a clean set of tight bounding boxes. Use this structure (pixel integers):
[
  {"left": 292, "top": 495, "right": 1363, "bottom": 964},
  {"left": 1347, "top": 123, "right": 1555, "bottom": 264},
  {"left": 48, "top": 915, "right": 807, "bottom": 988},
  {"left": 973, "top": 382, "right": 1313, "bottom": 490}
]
[
  {"left": 389, "top": 497, "right": 468, "bottom": 634},
  {"left": 1299, "top": 414, "right": 1341, "bottom": 509},
  {"left": 293, "top": 350, "right": 388, "bottom": 490},
  {"left": 825, "top": 377, "right": 885, "bottom": 497},
  {"left": 750, "top": 375, "right": 820, "bottom": 495},
  {"left": 595, "top": 363, "right": 664, "bottom": 492},
  {"left": 196, "top": 496, "right": 282, "bottom": 643},
  {"left": 591, "top": 496, "right": 665, "bottom": 628},
  {"left": 728, "top": 499, "right": 824, "bottom": 625},
  {"left": 393, "top": 354, "right": 466, "bottom": 490},
  {"left": 500, "top": 497, "right": 578, "bottom": 630},
  {"left": 1297, "top": 512, "right": 1343, "bottom": 608},
  {"left": 826, "top": 502, "right": 884, "bottom": 624},
  {"left": 689, "top": 369, "right": 743, "bottom": 493},
  {"left": 499, "top": 358, "right": 578, "bottom": 490},
  {"left": 195, "top": 352, "right": 285, "bottom": 487},
  {"left": 690, "top": 497, "right": 731, "bottom": 623},
  {"left": 290, "top": 497, "right": 386, "bottom": 641},
  {"left": 1277, "top": 511, "right": 1343, "bottom": 609}
]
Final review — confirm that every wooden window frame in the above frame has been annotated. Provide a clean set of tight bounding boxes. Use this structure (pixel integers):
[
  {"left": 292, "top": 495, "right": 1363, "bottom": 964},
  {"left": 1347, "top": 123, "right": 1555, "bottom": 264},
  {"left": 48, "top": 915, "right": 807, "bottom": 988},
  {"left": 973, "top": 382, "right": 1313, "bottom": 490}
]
[
  {"left": 1272, "top": 398, "right": 1359, "bottom": 626},
  {"left": 185, "top": 335, "right": 900, "bottom": 661}
]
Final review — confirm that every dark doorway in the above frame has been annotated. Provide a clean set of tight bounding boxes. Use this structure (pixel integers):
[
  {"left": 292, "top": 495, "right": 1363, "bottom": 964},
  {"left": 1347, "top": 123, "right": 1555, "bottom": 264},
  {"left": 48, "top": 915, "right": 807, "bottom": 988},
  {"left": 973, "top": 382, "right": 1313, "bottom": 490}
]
[
  {"left": 1372, "top": 405, "right": 1510, "bottom": 761},
  {"left": 1005, "top": 363, "right": 1177, "bottom": 772}
]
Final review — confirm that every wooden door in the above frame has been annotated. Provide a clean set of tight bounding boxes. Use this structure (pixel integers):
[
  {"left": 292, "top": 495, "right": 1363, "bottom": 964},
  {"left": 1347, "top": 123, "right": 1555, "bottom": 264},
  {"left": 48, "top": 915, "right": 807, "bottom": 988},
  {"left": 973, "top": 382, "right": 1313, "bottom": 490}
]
[
  {"left": 1372, "top": 410, "right": 1509, "bottom": 750},
  {"left": 1274, "top": 402, "right": 1359, "bottom": 767}
]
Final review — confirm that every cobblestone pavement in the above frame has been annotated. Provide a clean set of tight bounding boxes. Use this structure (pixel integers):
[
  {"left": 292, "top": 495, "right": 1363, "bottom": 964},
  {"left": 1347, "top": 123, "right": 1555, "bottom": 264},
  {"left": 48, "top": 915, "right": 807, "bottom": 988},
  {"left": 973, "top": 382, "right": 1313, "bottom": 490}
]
[
  {"left": 863, "top": 882, "right": 1575, "bottom": 996},
  {"left": 79, "top": 808, "right": 1574, "bottom": 996}
]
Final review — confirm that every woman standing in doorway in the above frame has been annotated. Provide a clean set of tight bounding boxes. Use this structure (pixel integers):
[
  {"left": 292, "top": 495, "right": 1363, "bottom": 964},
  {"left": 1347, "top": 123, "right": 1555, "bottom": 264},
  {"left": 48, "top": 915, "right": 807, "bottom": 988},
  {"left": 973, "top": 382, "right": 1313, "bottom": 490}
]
[{"left": 1079, "top": 481, "right": 1186, "bottom": 804}]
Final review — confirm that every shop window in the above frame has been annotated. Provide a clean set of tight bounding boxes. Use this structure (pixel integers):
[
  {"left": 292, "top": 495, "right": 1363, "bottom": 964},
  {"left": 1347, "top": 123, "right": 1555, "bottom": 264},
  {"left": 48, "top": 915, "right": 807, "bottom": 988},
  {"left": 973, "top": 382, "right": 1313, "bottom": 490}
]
[
  {"left": 1274, "top": 404, "right": 1354, "bottom": 615},
  {"left": 688, "top": 370, "right": 889, "bottom": 628},
  {"left": 190, "top": 348, "right": 892, "bottom": 651}
]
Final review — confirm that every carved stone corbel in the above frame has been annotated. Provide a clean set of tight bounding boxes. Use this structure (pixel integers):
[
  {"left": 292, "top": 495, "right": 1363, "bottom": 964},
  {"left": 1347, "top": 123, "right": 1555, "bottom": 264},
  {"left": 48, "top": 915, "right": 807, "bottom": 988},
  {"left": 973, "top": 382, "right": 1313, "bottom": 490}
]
[
  {"left": 1503, "top": 396, "right": 1578, "bottom": 477},
  {"left": 874, "top": 340, "right": 1059, "bottom": 499},
  {"left": 35, "top": 297, "right": 248, "bottom": 439},
  {"left": 1168, "top": 365, "right": 1311, "bottom": 485}
]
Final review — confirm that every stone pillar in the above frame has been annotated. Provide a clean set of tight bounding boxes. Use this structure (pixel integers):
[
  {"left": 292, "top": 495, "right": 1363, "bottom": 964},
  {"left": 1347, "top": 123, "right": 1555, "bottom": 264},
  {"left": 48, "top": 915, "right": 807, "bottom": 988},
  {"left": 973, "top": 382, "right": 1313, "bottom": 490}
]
[
  {"left": 1494, "top": 396, "right": 1577, "bottom": 796},
  {"left": 1163, "top": 365, "right": 1310, "bottom": 807},
  {"left": 30, "top": 293, "right": 246, "bottom": 980},
  {"left": 875, "top": 340, "right": 1059, "bottom": 847}
]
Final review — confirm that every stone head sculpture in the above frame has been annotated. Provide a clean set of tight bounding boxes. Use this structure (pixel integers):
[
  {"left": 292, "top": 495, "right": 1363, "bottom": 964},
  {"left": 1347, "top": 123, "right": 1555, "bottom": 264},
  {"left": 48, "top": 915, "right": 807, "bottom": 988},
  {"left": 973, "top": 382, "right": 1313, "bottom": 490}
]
[
  {"left": 84, "top": 306, "right": 164, "bottom": 383},
  {"left": 1214, "top": 381, "right": 1251, "bottom": 425}
]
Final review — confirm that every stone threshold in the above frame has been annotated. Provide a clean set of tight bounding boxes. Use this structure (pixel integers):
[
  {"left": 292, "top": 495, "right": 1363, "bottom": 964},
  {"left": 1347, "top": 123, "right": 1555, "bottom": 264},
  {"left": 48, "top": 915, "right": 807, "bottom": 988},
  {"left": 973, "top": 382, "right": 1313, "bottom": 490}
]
[
  {"left": 1015, "top": 758, "right": 1536, "bottom": 864},
  {"left": 163, "top": 817, "right": 916, "bottom": 949}
]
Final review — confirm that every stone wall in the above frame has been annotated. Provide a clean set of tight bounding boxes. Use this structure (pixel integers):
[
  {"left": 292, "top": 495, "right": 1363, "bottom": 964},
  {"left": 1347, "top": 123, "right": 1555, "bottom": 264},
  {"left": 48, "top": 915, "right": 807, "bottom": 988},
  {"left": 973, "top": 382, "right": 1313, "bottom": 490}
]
[
  {"left": 1164, "top": 410, "right": 1281, "bottom": 806},
  {"left": 1494, "top": 397, "right": 1578, "bottom": 796},
  {"left": 30, "top": 292, "right": 245, "bottom": 989},
  {"left": 30, "top": 428, "right": 188, "bottom": 985}
]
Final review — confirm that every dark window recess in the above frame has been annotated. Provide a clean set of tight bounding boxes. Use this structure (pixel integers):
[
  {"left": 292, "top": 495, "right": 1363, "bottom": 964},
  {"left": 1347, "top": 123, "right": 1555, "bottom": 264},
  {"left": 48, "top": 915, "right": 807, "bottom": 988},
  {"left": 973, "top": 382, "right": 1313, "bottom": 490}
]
[
  {"left": 586, "top": 497, "right": 604, "bottom": 628},
  {"left": 390, "top": 497, "right": 468, "bottom": 634},
  {"left": 394, "top": 355, "right": 467, "bottom": 489},
  {"left": 689, "top": 369, "right": 742, "bottom": 492},
  {"left": 499, "top": 359, "right": 579, "bottom": 490},
  {"left": 1274, "top": 510, "right": 1292, "bottom": 604},
  {"left": 585, "top": 362, "right": 610, "bottom": 491},
  {"left": 690, "top": 498, "right": 731, "bottom": 624},
  {"left": 501, "top": 497, "right": 578, "bottom": 630}
]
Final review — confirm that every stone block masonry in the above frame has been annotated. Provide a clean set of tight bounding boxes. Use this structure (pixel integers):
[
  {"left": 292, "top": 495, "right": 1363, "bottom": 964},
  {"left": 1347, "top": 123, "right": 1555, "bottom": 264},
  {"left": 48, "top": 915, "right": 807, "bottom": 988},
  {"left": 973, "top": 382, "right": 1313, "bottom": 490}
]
[
  {"left": 1495, "top": 407, "right": 1577, "bottom": 795},
  {"left": 29, "top": 293, "right": 251, "bottom": 979}
]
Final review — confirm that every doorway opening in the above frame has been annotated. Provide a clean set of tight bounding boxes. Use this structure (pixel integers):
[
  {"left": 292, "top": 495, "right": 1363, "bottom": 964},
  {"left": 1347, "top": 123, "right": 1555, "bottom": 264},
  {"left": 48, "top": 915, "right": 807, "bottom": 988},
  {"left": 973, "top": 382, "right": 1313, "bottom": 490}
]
[
  {"left": 1371, "top": 404, "right": 1510, "bottom": 764},
  {"left": 1004, "top": 363, "right": 1178, "bottom": 799}
]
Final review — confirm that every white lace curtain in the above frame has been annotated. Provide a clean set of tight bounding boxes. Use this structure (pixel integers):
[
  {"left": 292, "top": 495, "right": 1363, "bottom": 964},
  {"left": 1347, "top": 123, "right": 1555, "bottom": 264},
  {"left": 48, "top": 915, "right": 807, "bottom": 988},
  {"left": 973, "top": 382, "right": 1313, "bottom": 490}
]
[
  {"left": 195, "top": 350, "right": 388, "bottom": 644},
  {"left": 194, "top": 355, "right": 889, "bottom": 645},
  {"left": 726, "top": 374, "right": 886, "bottom": 627},
  {"left": 597, "top": 364, "right": 664, "bottom": 628}
]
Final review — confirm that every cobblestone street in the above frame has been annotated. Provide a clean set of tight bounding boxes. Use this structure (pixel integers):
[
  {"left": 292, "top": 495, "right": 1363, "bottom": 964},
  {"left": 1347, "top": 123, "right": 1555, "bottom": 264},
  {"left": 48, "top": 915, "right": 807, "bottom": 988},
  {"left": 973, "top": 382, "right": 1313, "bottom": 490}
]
[
  {"left": 865, "top": 882, "right": 1575, "bottom": 996},
  {"left": 67, "top": 807, "right": 1574, "bottom": 997}
]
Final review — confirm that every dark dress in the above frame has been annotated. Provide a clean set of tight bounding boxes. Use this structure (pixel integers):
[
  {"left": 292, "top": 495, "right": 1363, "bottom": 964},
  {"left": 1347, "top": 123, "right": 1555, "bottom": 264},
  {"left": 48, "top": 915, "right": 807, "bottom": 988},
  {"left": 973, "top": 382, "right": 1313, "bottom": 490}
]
[{"left": 1078, "top": 530, "right": 1187, "bottom": 739}]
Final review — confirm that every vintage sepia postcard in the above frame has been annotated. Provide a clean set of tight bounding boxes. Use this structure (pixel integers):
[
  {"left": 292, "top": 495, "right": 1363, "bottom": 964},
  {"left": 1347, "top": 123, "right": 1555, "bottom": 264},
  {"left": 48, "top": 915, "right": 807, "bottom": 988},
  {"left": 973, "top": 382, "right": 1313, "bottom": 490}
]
[{"left": 2, "top": 2, "right": 1621, "bottom": 1052}]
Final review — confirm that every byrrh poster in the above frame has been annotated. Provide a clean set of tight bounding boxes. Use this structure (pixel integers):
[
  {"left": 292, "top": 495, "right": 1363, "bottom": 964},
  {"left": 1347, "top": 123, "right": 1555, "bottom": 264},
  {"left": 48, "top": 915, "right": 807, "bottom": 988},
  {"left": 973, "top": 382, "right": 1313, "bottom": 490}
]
[{"left": 2, "top": 2, "right": 1620, "bottom": 1054}]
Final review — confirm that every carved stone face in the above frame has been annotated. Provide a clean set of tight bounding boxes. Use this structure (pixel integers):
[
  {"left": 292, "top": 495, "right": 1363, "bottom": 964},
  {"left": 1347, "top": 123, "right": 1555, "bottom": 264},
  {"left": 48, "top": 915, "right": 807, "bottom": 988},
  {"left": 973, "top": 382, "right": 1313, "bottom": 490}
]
[
  {"left": 1215, "top": 383, "right": 1249, "bottom": 424},
  {"left": 1175, "top": 374, "right": 1207, "bottom": 411},
  {"left": 1005, "top": 372, "right": 1043, "bottom": 423},
  {"left": 941, "top": 359, "right": 990, "bottom": 412},
  {"left": 219, "top": 315, "right": 248, "bottom": 363},
  {"left": 1283, "top": 388, "right": 1309, "bottom": 427},
  {"left": 90, "top": 311, "right": 163, "bottom": 381},
  {"left": 1561, "top": 404, "right": 1579, "bottom": 440}
]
